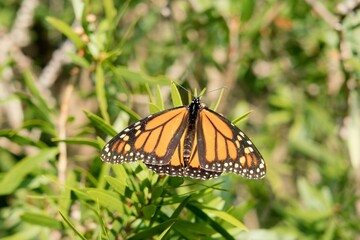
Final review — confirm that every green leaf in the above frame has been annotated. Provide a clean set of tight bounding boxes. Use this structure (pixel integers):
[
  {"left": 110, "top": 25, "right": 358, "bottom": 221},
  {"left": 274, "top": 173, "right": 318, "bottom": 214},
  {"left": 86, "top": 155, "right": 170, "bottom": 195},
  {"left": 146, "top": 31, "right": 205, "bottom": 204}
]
[
  {"left": 149, "top": 102, "right": 162, "bottom": 114},
  {"left": 171, "top": 82, "right": 183, "bottom": 107},
  {"left": 142, "top": 204, "right": 157, "bottom": 219},
  {"left": 86, "top": 189, "right": 125, "bottom": 213},
  {"left": 22, "top": 119, "right": 56, "bottom": 136},
  {"left": 187, "top": 203, "right": 234, "bottom": 240},
  {"left": 158, "top": 224, "right": 173, "bottom": 240},
  {"left": 0, "top": 129, "right": 47, "bottom": 148},
  {"left": 52, "top": 137, "right": 100, "bottom": 148},
  {"left": 155, "top": 85, "right": 165, "bottom": 110},
  {"left": 203, "top": 208, "right": 247, "bottom": 231},
  {"left": 67, "top": 52, "right": 91, "bottom": 68},
  {"left": 150, "top": 186, "right": 163, "bottom": 202},
  {"left": 105, "top": 175, "right": 128, "bottom": 196},
  {"left": 115, "top": 101, "right": 141, "bottom": 121},
  {"left": 15, "top": 92, "right": 52, "bottom": 124},
  {"left": 0, "top": 148, "right": 58, "bottom": 195},
  {"left": 240, "top": 0, "right": 255, "bottom": 22},
  {"left": 59, "top": 210, "right": 87, "bottom": 240},
  {"left": 232, "top": 111, "right": 252, "bottom": 125},
  {"left": 20, "top": 212, "right": 64, "bottom": 230},
  {"left": 113, "top": 66, "right": 170, "bottom": 85},
  {"left": 168, "top": 177, "right": 184, "bottom": 187},
  {"left": 96, "top": 64, "right": 110, "bottom": 123},
  {"left": 171, "top": 195, "right": 192, "bottom": 218},
  {"left": 173, "top": 220, "right": 213, "bottom": 237},
  {"left": 46, "top": 17, "right": 84, "bottom": 48},
  {"left": 23, "top": 69, "right": 51, "bottom": 113},
  {"left": 95, "top": 162, "right": 110, "bottom": 190},
  {"left": 84, "top": 110, "right": 117, "bottom": 137},
  {"left": 104, "top": 0, "right": 116, "bottom": 21},
  {"left": 0, "top": 227, "right": 42, "bottom": 240},
  {"left": 212, "top": 87, "right": 225, "bottom": 112},
  {"left": 112, "top": 164, "right": 129, "bottom": 182},
  {"left": 129, "top": 219, "right": 177, "bottom": 240},
  {"left": 199, "top": 88, "right": 207, "bottom": 97}
]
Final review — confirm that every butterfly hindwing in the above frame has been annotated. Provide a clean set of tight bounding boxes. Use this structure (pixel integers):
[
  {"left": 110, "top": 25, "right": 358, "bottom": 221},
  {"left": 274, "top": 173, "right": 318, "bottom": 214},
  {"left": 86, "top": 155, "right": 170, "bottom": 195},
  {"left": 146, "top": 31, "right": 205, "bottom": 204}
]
[
  {"left": 177, "top": 126, "right": 222, "bottom": 179},
  {"left": 146, "top": 125, "right": 187, "bottom": 177}
]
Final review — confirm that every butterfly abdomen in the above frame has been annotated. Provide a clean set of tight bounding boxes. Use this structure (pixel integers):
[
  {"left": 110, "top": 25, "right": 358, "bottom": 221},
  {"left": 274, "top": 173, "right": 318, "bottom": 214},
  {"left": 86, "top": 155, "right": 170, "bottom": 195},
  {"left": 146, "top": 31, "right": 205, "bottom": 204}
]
[{"left": 183, "top": 98, "right": 202, "bottom": 163}]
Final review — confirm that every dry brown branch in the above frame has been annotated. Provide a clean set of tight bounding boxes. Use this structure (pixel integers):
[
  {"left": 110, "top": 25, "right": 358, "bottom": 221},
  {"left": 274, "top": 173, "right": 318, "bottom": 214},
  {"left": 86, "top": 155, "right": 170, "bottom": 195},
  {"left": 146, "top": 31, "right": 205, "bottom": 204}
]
[
  {"left": 336, "top": 0, "right": 360, "bottom": 16},
  {"left": 39, "top": 40, "right": 75, "bottom": 88},
  {"left": 304, "top": 0, "right": 342, "bottom": 31},
  {"left": 58, "top": 77, "right": 76, "bottom": 185}
]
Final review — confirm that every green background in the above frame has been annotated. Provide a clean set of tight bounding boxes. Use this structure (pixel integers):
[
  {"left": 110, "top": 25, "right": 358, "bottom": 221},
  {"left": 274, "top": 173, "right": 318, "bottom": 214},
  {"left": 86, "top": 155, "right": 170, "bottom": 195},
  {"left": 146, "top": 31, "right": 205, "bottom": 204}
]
[{"left": 0, "top": 0, "right": 359, "bottom": 239}]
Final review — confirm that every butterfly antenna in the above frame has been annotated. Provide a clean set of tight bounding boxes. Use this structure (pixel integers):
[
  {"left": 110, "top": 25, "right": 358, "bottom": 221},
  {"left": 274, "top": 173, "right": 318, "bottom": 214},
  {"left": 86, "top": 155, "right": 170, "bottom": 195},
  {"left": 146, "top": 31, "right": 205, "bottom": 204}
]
[
  {"left": 197, "top": 87, "right": 227, "bottom": 111},
  {"left": 200, "top": 86, "right": 228, "bottom": 97},
  {"left": 171, "top": 81, "right": 195, "bottom": 104},
  {"left": 171, "top": 81, "right": 192, "bottom": 96}
]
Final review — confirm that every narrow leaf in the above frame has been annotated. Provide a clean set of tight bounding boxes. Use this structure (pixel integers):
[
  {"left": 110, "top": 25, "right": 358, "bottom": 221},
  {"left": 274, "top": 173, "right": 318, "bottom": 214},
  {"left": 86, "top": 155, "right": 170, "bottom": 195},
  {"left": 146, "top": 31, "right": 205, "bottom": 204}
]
[
  {"left": 240, "top": 0, "right": 255, "bottom": 22},
  {"left": 187, "top": 203, "right": 234, "bottom": 240},
  {"left": 21, "top": 212, "right": 63, "bottom": 230},
  {"left": 86, "top": 189, "right": 125, "bottom": 213},
  {"left": 171, "top": 195, "right": 192, "bottom": 218},
  {"left": 115, "top": 101, "right": 141, "bottom": 121},
  {"left": 0, "top": 148, "right": 58, "bottom": 195},
  {"left": 84, "top": 110, "right": 117, "bottom": 137},
  {"left": 105, "top": 175, "right": 127, "bottom": 196},
  {"left": 96, "top": 64, "right": 110, "bottom": 123},
  {"left": 155, "top": 85, "right": 165, "bottom": 110},
  {"left": 149, "top": 102, "right": 162, "bottom": 114},
  {"left": 67, "top": 52, "right": 91, "bottom": 68},
  {"left": 23, "top": 69, "right": 51, "bottom": 113},
  {"left": 52, "top": 137, "right": 100, "bottom": 148},
  {"left": 129, "top": 219, "right": 176, "bottom": 240},
  {"left": 212, "top": 88, "right": 225, "bottom": 112},
  {"left": 171, "top": 82, "right": 183, "bottom": 107},
  {"left": 59, "top": 210, "right": 87, "bottom": 240},
  {"left": 0, "top": 129, "right": 47, "bottom": 148},
  {"left": 114, "top": 66, "right": 170, "bottom": 85},
  {"left": 203, "top": 208, "right": 247, "bottom": 231},
  {"left": 46, "top": 17, "right": 84, "bottom": 48},
  {"left": 232, "top": 111, "right": 252, "bottom": 125}
]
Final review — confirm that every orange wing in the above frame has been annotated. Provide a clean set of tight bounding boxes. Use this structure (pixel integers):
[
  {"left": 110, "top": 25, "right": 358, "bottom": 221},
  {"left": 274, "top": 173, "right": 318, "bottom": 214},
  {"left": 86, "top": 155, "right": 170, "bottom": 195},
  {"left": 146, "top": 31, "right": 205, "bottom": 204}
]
[
  {"left": 146, "top": 125, "right": 187, "bottom": 177},
  {"left": 195, "top": 108, "right": 266, "bottom": 179},
  {"left": 101, "top": 98, "right": 266, "bottom": 180},
  {"left": 100, "top": 106, "right": 189, "bottom": 176}
]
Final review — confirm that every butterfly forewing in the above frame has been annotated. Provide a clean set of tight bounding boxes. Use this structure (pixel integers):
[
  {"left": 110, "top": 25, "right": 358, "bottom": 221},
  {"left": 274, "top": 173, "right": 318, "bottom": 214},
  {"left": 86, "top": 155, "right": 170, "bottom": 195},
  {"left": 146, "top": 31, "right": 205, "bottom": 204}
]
[{"left": 100, "top": 106, "right": 189, "bottom": 167}]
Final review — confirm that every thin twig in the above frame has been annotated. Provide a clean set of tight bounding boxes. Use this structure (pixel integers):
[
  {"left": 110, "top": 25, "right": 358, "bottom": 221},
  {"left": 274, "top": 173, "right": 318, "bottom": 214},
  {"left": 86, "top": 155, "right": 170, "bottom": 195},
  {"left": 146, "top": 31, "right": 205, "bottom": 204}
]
[
  {"left": 336, "top": 0, "right": 360, "bottom": 16},
  {"left": 58, "top": 77, "right": 75, "bottom": 186},
  {"left": 304, "top": 0, "right": 342, "bottom": 31}
]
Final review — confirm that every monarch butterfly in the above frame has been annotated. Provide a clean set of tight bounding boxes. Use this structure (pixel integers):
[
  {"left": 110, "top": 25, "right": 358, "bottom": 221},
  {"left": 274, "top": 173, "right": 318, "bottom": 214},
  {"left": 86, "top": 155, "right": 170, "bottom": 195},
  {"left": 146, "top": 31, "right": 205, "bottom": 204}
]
[{"left": 100, "top": 97, "right": 266, "bottom": 180}]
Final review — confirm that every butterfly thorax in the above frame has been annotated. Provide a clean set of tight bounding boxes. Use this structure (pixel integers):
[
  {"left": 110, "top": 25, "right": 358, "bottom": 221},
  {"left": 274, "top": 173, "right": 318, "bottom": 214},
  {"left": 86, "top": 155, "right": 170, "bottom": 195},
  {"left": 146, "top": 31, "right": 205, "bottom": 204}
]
[{"left": 183, "top": 97, "right": 202, "bottom": 164}]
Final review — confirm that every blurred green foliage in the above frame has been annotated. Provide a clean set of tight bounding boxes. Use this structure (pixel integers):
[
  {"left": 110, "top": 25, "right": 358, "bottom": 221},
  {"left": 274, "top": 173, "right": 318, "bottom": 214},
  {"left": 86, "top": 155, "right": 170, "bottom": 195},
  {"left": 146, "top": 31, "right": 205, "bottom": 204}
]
[{"left": 0, "top": 0, "right": 360, "bottom": 239}]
